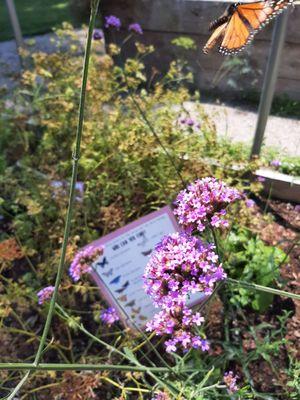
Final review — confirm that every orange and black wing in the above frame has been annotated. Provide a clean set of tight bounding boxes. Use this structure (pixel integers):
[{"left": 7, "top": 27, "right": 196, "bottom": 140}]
[
  {"left": 203, "top": 22, "right": 228, "bottom": 54},
  {"left": 204, "top": 0, "right": 293, "bottom": 56},
  {"left": 219, "top": 11, "right": 251, "bottom": 55},
  {"left": 237, "top": 0, "right": 292, "bottom": 33}
]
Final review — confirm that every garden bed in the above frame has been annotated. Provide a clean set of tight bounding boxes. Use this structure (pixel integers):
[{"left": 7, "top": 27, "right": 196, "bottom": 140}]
[{"left": 0, "top": 20, "right": 299, "bottom": 400}]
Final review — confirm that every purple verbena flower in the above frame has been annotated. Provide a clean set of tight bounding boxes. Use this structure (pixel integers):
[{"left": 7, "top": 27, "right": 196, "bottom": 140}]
[
  {"left": 178, "top": 116, "right": 201, "bottom": 130},
  {"left": 185, "top": 118, "right": 195, "bottom": 126},
  {"left": 100, "top": 307, "right": 119, "bottom": 326},
  {"left": 174, "top": 177, "right": 241, "bottom": 233},
  {"left": 128, "top": 23, "right": 143, "bottom": 35},
  {"left": 69, "top": 246, "right": 103, "bottom": 282},
  {"left": 105, "top": 15, "right": 121, "bottom": 30},
  {"left": 151, "top": 392, "right": 170, "bottom": 400},
  {"left": 144, "top": 232, "right": 226, "bottom": 309},
  {"left": 257, "top": 176, "right": 266, "bottom": 183},
  {"left": 37, "top": 286, "right": 55, "bottom": 305},
  {"left": 270, "top": 159, "right": 281, "bottom": 168},
  {"left": 245, "top": 199, "right": 255, "bottom": 208},
  {"left": 146, "top": 306, "right": 208, "bottom": 353},
  {"left": 224, "top": 371, "right": 239, "bottom": 393},
  {"left": 93, "top": 29, "right": 104, "bottom": 40},
  {"left": 295, "top": 205, "right": 300, "bottom": 213}
]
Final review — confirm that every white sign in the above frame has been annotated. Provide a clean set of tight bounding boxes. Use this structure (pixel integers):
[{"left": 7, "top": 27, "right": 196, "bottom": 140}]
[{"left": 89, "top": 206, "right": 204, "bottom": 329}]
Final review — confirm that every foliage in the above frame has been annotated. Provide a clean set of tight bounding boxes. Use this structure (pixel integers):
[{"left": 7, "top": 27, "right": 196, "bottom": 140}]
[
  {"left": 0, "top": 0, "right": 72, "bottom": 41},
  {"left": 171, "top": 37, "right": 196, "bottom": 50},
  {"left": 223, "top": 227, "right": 287, "bottom": 311}
]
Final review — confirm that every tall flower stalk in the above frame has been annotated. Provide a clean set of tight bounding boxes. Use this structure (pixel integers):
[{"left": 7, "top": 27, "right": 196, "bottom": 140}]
[{"left": 7, "top": 1, "right": 101, "bottom": 398}]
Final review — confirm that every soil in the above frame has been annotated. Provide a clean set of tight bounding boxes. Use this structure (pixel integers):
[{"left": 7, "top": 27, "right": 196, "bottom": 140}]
[{"left": 207, "top": 198, "right": 300, "bottom": 397}]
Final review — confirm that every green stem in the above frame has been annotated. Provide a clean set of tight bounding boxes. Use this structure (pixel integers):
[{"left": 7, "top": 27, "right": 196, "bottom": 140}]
[
  {"left": 33, "top": 0, "right": 100, "bottom": 367},
  {"left": 227, "top": 278, "right": 300, "bottom": 300},
  {"left": 0, "top": 363, "right": 170, "bottom": 373},
  {"left": 6, "top": 2, "right": 100, "bottom": 398},
  {"left": 124, "top": 77, "right": 186, "bottom": 187}
]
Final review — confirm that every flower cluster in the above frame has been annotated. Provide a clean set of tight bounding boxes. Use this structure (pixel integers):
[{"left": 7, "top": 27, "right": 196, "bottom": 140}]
[
  {"left": 146, "top": 306, "right": 209, "bottom": 353},
  {"left": 144, "top": 232, "right": 225, "bottom": 351},
  {"left": 178, "top": 116, "right": 201, "bottom": 130},
  {"left": 128, "top": 23, "right": 143, "bottom": 35},
  {"left": 37, "top": 286, "right": 55, "bottom": 305},
  {"left": 224, "top": 371, "right": 239, "bottom": 393},
  {"left": 105, "top": 15, "right": 121, "bottom": 30},
  {"left": 174, "top": 177, "right": 241, "bottom": 232},
  {"left": 270, "top": 159, "right": 281, "bottom": 168},
  {"left": 104, "top": 15, "right": 143, "bottom": 35},
  {"left": 151, "top": 392, "right": 170, "bottom": 400},
  {"left": 100, "top": 307, "right": 120, "bottom": 326},
  {"left": 144, "top": 232, "right": 225, "bottom": 309},
  {"left": 93, "top": 29, "right": 104, "bottom": 41},
  {"left": 245, "top": 198, "right": 255, "bottom": 208},
  {"left": 69, "top": 246, "right": 103, "bottom": 282},
  {"left": 145, "top": 177, "right": 239, "bottom": 353}
]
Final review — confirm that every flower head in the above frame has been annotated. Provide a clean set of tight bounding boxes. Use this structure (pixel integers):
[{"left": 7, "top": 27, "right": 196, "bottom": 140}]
[
  {"left": 128, "top": 23, "right": 143, "bottom": 35},
  {"left": 174, "top": 177, "right": 240, "bottom": 233},
  {"left": 270, "top": 159, "right": 281, "bottom": 168},
  {"left": 178, "top": 116, "right": 201, "bottom": 130},
  {"left": 146, "top": 306, "right": 208, "bottom": 353},
  {"left": 257, "top": 176, "right": 266, "bottom": 183},
  {"left": 151, "top": 392, "right": 170, "bottom": 400},
  {"left": 144, "top": 232, "right": 225, "bottom": 309},
  {"left": 105, "top": 15, "right": 121, "bottom": 30},
  {"left": 93, "top": 29, "right": 104, "bottom": 40},
  {"left": 295, "top": 205, "right": 300, "bottom": 213},
  {"left": 37, "top": 286, "right": 55, "bottom": 305},
  {"left": 69, "top": 246, "right": 103, "bottom": 282},
  {"left": 245, "top": 199, "right": 255, "bottom": 208},
  {"left": 224, "top": 371, "right": 239, "bottom": 393},
  {"left": 100, "top": 307, "right": 120, "bottom": 325}
]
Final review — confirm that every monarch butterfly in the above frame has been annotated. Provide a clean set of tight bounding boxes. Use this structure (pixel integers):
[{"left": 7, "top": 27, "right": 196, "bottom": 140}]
[{"left": 203, "top": 0, "right": 293, "bottom": 55}]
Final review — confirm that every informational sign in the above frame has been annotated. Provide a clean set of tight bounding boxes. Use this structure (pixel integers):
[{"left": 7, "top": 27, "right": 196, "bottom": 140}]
[{"left": 89, "top": 206, "right": 204, "bottom": 330}]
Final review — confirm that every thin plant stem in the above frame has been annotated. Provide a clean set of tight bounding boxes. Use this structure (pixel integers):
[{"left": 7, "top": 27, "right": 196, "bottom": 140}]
[
  {"left": 0, "top": 363, "right": 171, "bottom": 373},
  {"left": 124, "top": 76, "right": 186, "bottom": 187},
  {"left": 227, "top": 278, "right": 300, "bottom": 300},
  {"left": 55, "top": 304, "right": 179, "bottom": 395},
  {"left": 5, "top": 371, "right": 30, "bottom": 400},
  {"left": 5, "top": 2, "right": 101, "bottom": 398},
  {"left": 33, "top": 0, "right": 100, "bottom": 367}
]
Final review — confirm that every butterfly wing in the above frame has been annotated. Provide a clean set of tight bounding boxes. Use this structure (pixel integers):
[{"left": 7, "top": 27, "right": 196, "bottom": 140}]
[
  {"left": 203, "top": 22, "right": 228, "bottom": 54},
  {"left": 237, "top": 0, "right": 292, "bottom": 31},
  {"left": 206, "top": 0, "right": 292, "bottom": 56},
  {"left": 219, "top": 11, "right": 251, "bottom": 55}
]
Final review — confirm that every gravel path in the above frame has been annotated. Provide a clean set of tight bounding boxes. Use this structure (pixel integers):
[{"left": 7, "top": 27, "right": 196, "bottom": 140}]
[
  {"left": 1, "top": 32, "right": 299, "bottom": 157},
  {"left": 202, "top": 103, "right": 300, "bottom": 157}
]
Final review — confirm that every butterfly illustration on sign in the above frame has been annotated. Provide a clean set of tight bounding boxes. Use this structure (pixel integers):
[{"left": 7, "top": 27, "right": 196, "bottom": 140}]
[
  {"left": 95, "top": 257, "right": 108, "bottom": 269},
  {"left": 110, "top": 275, "right": 121, "bottom": 285},
  {"left": 132, "top": 306, "right": 141, "bottom": 314},
  {"left": 141, "top": 249, "right": 152, "bottom": 257},
  {"left": 118, "top": 294, "right": 127, "bottom": 302},
  {"left": 125, "top": 300, "right": 135, "bottom": 307},
  {"left": 137, "top": 231, "right": 148, "bottom": 247},
  {"left": 203, "top": 0, "right": 293, "bottom": 55},
  {"left": 103, "top": 268, "right": 113, "bottom": 277},
  {"left": 115, "top": 281, "right": 129, "bottom": 293}
]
